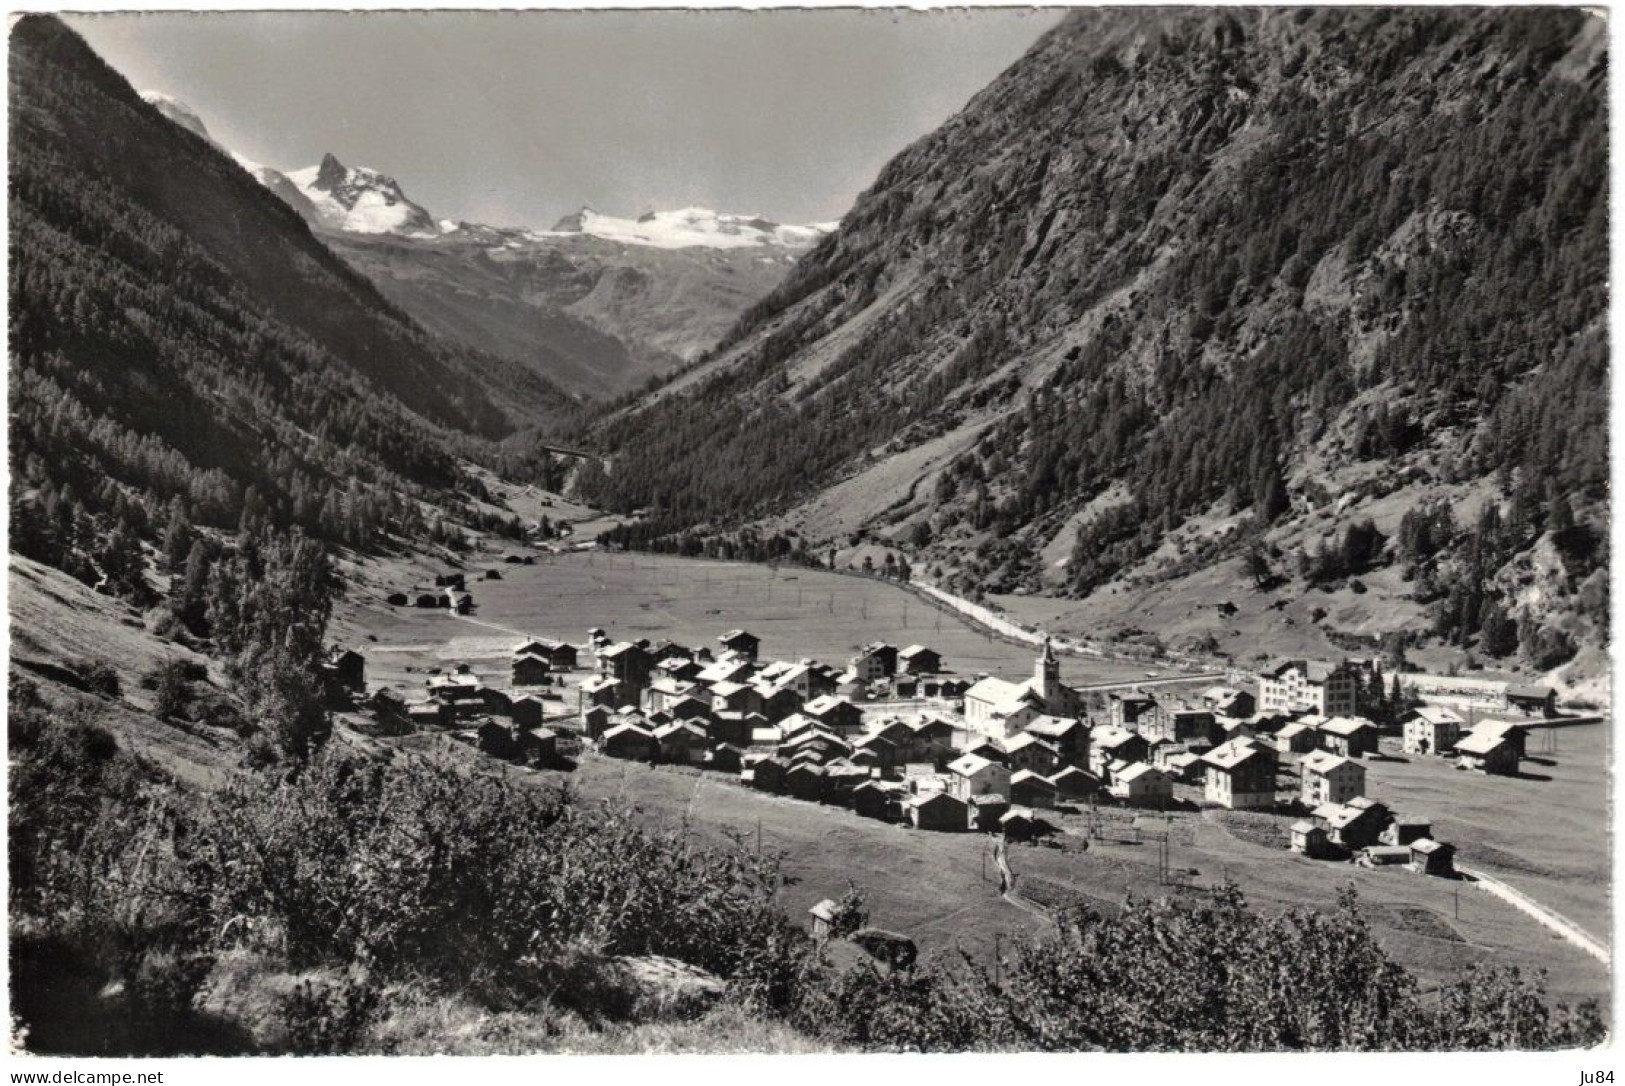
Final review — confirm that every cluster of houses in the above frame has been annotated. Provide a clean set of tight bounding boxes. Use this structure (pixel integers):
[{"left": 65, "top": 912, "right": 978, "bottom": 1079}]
[
  {"left": 336, "top": 618, "right": 1546, "bottom": 879},
  {"left": 1401, "top": 705, "right": 1531, "bottom": 775},
  {"left": 360, "top": 636, "right": 580, "bottom": 763}
]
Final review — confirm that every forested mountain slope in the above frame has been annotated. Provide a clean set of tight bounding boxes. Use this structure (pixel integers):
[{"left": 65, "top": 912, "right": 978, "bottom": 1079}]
[
  {"left": 9, "top": 15, "right": 574, "bottom": 563},
  {"left": 580, "top": 8, "right": 1608, "bottom": 682}
]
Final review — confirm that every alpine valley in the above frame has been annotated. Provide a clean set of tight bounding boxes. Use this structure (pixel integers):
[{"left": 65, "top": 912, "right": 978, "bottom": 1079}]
[{"left": 578, "top": 7, "right": 1609, "bottom": 698}]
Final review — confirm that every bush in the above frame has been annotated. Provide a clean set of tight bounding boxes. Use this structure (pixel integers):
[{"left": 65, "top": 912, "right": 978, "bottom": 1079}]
[{"left": 73, "top": 658, "right": 121, "bottom": 699}]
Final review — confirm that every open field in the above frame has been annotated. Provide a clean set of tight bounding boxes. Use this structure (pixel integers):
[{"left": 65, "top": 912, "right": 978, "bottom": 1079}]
[
  {"left": 1012, "top": 799, "right": 1610, "bottom": 1008},
  {"left": 428, "top": 740, "right": 1611, "bottom": 1008},
  {"left": 333, "top": 550, "right": 1168, "bottom": 699},
  {"left": 1357, "top": 729, "right": 1610, "bottom": 945}
]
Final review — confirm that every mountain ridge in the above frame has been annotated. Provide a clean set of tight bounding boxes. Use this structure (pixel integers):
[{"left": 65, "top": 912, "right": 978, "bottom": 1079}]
[
  {"left": 577, "top": 7, "right": 1608, "bottom": 688},
  {"left": 133, "top": 90, "right": 836, "bottom": 398}
]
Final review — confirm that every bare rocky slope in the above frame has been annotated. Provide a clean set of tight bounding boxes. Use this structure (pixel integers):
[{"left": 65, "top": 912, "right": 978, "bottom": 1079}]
[{"left": 580, "top": 8, "right": 1608, "bottom": 691}]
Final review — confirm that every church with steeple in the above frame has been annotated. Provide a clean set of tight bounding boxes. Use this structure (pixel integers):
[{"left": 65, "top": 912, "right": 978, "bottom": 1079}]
[{"left": 962, "top": 637, "right": 1083, "bottom": 738}]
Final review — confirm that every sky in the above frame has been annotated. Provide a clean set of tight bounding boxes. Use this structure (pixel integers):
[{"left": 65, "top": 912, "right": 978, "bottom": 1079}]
[{"left": 68, "top": 10, "right": 1063, "bottom": 229}]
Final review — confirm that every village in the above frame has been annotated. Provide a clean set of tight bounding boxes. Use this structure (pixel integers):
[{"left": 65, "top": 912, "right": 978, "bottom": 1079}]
[{"left": 325, "top": 565, "right": 1578, "bottom": 887}]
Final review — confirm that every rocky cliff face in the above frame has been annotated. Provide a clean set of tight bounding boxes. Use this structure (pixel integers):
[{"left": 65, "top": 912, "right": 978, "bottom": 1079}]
[{"left": 582, "top": 8, "right": 1607, "bottom": 681}]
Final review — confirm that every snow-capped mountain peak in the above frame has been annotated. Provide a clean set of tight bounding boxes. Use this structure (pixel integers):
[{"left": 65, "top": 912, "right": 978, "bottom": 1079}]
[
  {"left": 285, "top": 153, "right": 441, "bottom": 238},
  {"left": 547, "top": 205, "right": 835, "bottom": 251},
  {"left": 139, "top": 90, "right": 212, "bottom": 142}
]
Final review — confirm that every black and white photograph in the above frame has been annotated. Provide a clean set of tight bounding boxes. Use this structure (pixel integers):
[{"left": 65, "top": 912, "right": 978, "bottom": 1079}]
[{"left": 4, "top": 3, "right": 1612, "bottom": 1062}]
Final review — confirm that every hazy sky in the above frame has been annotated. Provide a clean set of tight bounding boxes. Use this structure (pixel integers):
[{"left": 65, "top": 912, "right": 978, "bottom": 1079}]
[{"left": 68, "top": 10, "right": 1062, "bottom": 228}]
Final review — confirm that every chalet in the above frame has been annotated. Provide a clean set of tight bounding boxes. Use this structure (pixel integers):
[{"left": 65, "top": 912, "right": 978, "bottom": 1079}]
[
  {"left": 1273, "top": 719, "right": 1321, "bottom": 755},
  {"left": 1201, "top": 738, "right": 1278, "bottom": 810},
  {"left": 427, "top": 673, "right": 483, "bottom": 703},
  {"left": 706, "top": 743, "right": 745, "bottom": 774},
  {"left": 1201, "top": 686, "right": 1256, "bottom": 718},
  {"left": 325, "top": 648, "right": 365, "bottom": 692},
  {"left": 1454, "top": 727, "right": 1519, "bottom": 775},
  {"left": 1356, "top": 845, "right": 1414, "bottom": 868},
  {"left": 962, "top": 737, "right": 1008, "bottom": 765},
  {"left": 710, "top": 680, "right": 764, "bottom": 718},
  {"left": 657, "top": 655, "right": 705, "bottom": 683},
  {"left": 897, "top": 645, "right": 943, "bottom": 676},
  {"left": 787, "top": 762, "right": 826, "bottom": 802},
  {"left": 804, "top": 695, "right": 863, "bottom": 738},
  {"left": 947, "top": 753, "right": 1012, "bottom": 801},
  {"left": 386, "top": 592, "right": 409, "bottom": 607},
  {"left": 750, "top": 756, "right": 790, "bottom": 794},
  {"left": 1108, "top": 691, "right": 1157, "bottom": 731},
  {"left": 582, "top": 705, "right": 612, "bottom": 740},
  {"left": 1299, "top": 750, "right": 1366, "bottom": 808},
  {"left": 718, "top": 629, "right": 761, "bottom": 662},
  {"left": 1409, "top": 838, "right": 1456, "bottom": 876},
  {"left": 481, "top": 687, "right": 515, "bottom": 716},
  {"left": 1000, "top": 806, "right": 1045, "bottom": 842},
  {"left": 854, "top": 780, "right": 906, "bottom": 822},
  {"left": 1381, "top": 816, "right": 1434, "bottom": 847},
  {"left": 414, "top": 593, "right": 441, "bottom": 609},
  {"left": 833, "top": 669, "right": 866, "bottom": 699},
  {"left": 579, "top": 675, "right": 623, "bottom": 710},
  {"left": 406, "top": 700, "right": 446, "bottom": 727},
  {"left": 1318, "top": 716, "right": 1379, "bottom": 759},
  {"left": 600, "top": 722, "right": 656, "bottom": 761},
  {"left": 902, "top": 718, "right": 957, "bottom": 765},
  {"left": 752, "top": 682, "right": 804, "bottom": 724},
  {"left": 1143, "top": 702, "right": 1217, "bottom": 746},
  {"left": 654, "top": 721, "right": 708, "bottom": 765},
  {"left": 1023, "top": 715, "right": 1088, "bottom": 767},
  {"left": 1503, "top": 683, "right": 1557, "bottom": 717},
  {"left": 782, "top": 730, "right": 852, "bottom": 766},
  {"left": 749, "top": 724, "right": 785, "bottom": 750},
  {"left": 1049, "top": 765, "right": 1101, "bottom": 801},
  {"left": 870, "top": 718, "right": 914, "bottom": 748},
  {"left": 850, "top": 642, "right": 899, "bottom": 681},
  {"left": 651, "top": 676, "right": 699, "bottom": 714},
  {"left": 776, "top": 662, "right": 836, "bottom": 702},
  {"left": 484, "top": 569, "right": 502, "bottom": 581},
  {"left": 510, "top": 694, "right": 546, "bottom": 729},
  {"left": 852, "top": 734, "right": 899, "bottom": 775},
  {"left": 1010, "top": 769, "right": 1057, "bottom": 810},
  {"left": 525, "top": 639, "right": 578, "bottom": 671},
  {"left": 1401, "top": 706, "right": 1465, "bottom": 756},
  {"left": 970, "top": 794, "right": 1012, "bottom": 832},
  {"left": 1108, "top": 762, "right": 1173, "bottom": 807},
  {"left": 434, "top": 572, "right": 466, "bottom": 591},
  {"left": 1005, "top": 733, "right": 1060, "bottom": 775},
  {"left": 477, "top": 720, "right": 519, "bottom": 760},
  {"left": 667, "top": 695, "right": 715, "bottom": 725},
  {"left": 1090, "top": 726, "right": 1149, "bottom": 781},
  {"left": 921, "top": 675, "right": 971, "bottom": 700},
  {"left": 823, "top": 765, "right": 871, "bottom": 806},
  {"left": 906, "top": 790, "right": 969, "bottom": 832},
  {"left": 449, "top": 592, "right": 474, "bottom": 614},
  {"left": 1475, "top": 719, "right": 1529, "bottom": 761},
  {"left": 597, "top": 641, "right": 653, "bottom": 691},
  {"left": 1317, "top": 797, "right": 1391, "bottom": 850},
  {"left": 809, "top": 899, "right": 839, "bottom": 942},
  {"left": 1158, "top": 750, "right": 1204, "bottom": 784},
  {"left": 1289, "top": 820, "right": 1332, "bottom": 859},
  {"left": 697, "top": 657, "right": 756, "bottom": 687},
  {"left": 518, "top": 726, "right": 558, "bottom": 766},
  {"left": 512, "top": 653, "right": 552, "bottom": 687},
  {"left": 1257, "top": 659, "right": 1360, "bottom": 716},
  {"left": 892, "top": 674, "right": 919, "bottom": 699}
]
